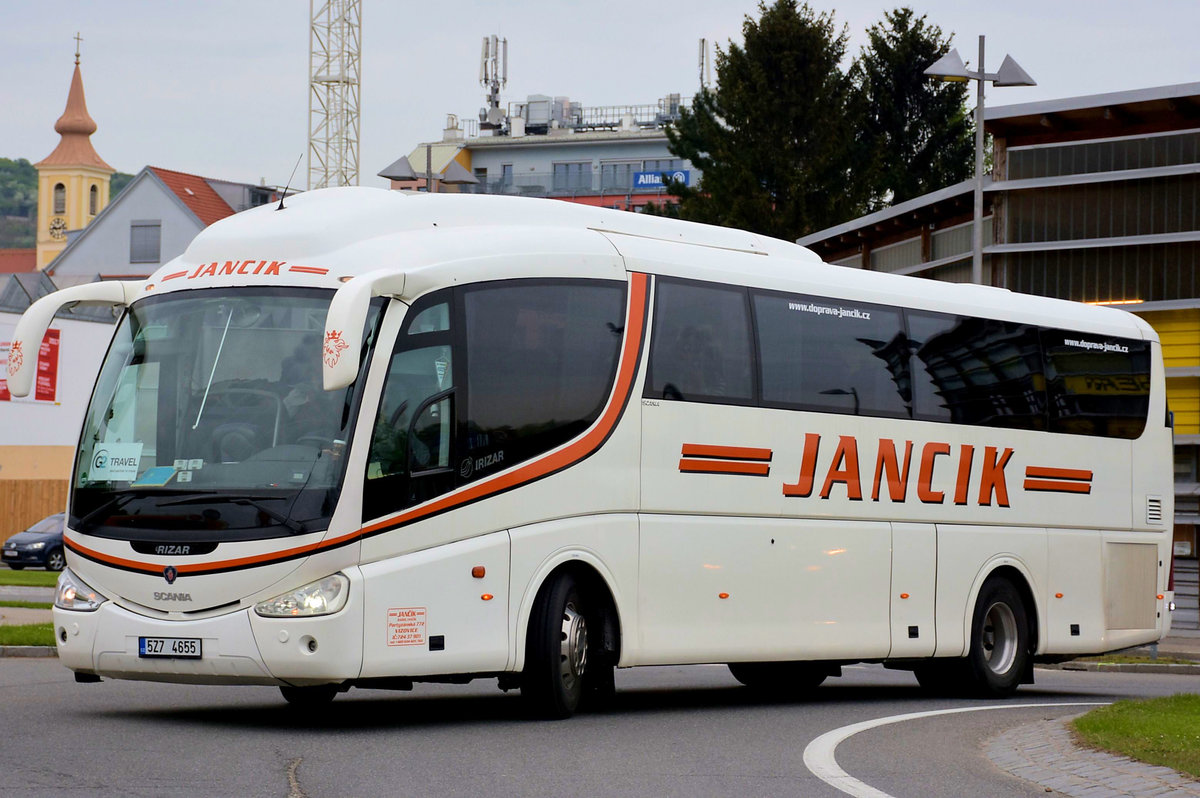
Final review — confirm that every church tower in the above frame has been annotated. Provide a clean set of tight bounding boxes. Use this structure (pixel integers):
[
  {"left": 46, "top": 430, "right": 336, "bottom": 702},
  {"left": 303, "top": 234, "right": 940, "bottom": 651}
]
[{"left": 35, "top": 37, "right": 114, "bottom": 269}]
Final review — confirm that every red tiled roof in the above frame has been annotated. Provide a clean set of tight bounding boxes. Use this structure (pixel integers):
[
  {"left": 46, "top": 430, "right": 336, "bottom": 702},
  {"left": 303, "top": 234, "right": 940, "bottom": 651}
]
[
  {"left": 148, "top": 166, "right": 236, "bottom": 226},
  {"left": 0, "top": 249, "right": 37, "bottom": 273}
]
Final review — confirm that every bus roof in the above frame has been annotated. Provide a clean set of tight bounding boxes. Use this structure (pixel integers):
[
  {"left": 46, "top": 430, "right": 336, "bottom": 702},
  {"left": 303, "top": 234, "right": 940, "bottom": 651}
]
[{"left": 140, "top": 186, "right": 1153, "bottom": 343}]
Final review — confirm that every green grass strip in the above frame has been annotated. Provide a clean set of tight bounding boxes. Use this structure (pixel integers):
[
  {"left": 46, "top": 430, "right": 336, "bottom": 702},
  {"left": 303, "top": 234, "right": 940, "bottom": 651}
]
[
  {"left": 0, "top": 600, "right": 53, "bottom": 610},
  {"left": 1072, "top": 694, "right": 1200, "bottom": 778},
  {"left": 0, "top": 569, "right": 59, "bottom": 587},
  {"left": 0, "top": 622, "right": 54, "bottom": 647},
  {"left": 1077, "top": 655, "right": 1197, "bottom": 665}
]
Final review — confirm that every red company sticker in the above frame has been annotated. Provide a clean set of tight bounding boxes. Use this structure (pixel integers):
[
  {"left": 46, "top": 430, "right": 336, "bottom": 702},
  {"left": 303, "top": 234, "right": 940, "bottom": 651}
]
[
  {"left": 7, "top": 340, "right": 23, "bottom": 376},
  {"left": 323, "top": 330, "right": 348, "bottom": 367},
  {"left": 387, "top": 607, "right": 427, "bottom": 647}
]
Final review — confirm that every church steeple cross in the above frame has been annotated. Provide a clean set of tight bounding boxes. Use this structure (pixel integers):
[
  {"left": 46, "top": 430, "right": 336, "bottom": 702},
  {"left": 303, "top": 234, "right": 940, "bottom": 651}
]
[{"left": 74, "top": 32, "right": 83, "bottom": 65}]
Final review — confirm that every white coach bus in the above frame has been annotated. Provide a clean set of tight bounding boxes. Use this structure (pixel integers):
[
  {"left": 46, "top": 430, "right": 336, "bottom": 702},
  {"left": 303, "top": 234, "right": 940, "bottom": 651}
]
[{"left": 8, "top": 188, "right": 1173, "bottom": 717}]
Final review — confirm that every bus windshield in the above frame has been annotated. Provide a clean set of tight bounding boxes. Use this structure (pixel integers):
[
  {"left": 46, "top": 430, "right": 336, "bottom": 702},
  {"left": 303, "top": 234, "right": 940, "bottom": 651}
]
[{"left": 70, "top": 287, "right": 381, "bottom": 541}]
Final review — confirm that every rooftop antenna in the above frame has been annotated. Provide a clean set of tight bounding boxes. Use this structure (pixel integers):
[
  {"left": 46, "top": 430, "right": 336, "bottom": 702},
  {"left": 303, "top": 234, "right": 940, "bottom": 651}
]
[
  {"left": 479, "top": 34, "right": 508, "bottom": 131},
  {"left": 698, "top": 38, "right": 710, "bottom": 90},
  {"left": 277, "top": 152, "right": 303, "bottom": 210}
]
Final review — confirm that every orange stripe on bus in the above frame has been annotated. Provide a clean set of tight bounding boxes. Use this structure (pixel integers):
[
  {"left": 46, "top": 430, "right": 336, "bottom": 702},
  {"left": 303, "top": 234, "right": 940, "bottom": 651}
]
[
  {"left": 1025, "top": 466, "right": 1093, "bottom": 481},
  {"left": 1023, "top": 479, "right": 1092, "bottom": 493},
  {"left": 680, "top": 444, "right": 772, "bottom": 461},
  {"left": 678, "top": 459, "right": 771, "bottom": 476},
  {"left": 65, "top": 272, "right": 650, "bottom": 578}
]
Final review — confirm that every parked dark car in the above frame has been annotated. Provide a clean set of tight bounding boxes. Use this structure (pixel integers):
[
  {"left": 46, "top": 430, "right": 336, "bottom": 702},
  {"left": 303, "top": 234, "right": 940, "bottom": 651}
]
[{"left": 2, "top": 513, "right": 66, "bottom": 571}]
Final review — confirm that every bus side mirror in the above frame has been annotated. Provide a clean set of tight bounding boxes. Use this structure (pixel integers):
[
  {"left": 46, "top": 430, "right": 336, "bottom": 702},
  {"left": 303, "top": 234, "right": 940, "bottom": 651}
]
[
  {"left": 323, "top": 269, "right": 407, "bottom": 391},
  {"left": 6, "top": 281, "right": 140, "bottom": 398}
]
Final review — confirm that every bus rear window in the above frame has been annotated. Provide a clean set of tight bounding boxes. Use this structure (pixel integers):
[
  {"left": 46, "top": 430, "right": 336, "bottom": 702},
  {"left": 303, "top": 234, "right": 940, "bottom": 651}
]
[{"left": 1043, "top": 332, "right": 1150, "bottom": 439}]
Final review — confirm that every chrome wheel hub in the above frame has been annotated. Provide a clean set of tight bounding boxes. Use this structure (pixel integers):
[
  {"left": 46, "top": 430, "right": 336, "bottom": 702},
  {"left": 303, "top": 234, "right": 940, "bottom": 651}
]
[
  {"left": 559, "top": 601, "right": 588, "bottom": 690},
  {"left": 981, "top": 601, "right": 1018, "bottom": 675}
]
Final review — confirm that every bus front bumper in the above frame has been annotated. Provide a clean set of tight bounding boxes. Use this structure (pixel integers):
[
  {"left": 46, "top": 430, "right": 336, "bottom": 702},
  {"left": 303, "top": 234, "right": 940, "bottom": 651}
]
[{"left": 53, "top": 599, "right": 362, "bottom": 687}]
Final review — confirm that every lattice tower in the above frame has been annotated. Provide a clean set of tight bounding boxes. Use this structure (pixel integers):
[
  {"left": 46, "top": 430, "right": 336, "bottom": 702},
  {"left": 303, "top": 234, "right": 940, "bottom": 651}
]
[{"left": 308, "top": 0, "right": 361, "bottom": 189}]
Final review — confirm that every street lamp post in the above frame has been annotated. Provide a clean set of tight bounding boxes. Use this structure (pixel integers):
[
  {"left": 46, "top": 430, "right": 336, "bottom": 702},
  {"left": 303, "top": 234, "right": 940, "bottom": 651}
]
[{"left": 925, "top": 36, "right": 1035, "bottom": 285}]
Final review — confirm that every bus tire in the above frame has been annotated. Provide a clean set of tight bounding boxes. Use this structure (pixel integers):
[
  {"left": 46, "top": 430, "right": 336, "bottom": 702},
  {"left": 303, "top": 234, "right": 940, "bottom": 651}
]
[
  {"left": 963, "top": 577, "right": 1030, "bottom": 697},
  {"left": 521, "top": 573, "right": 588, "bottom": 719},
  {"left": 280, "top": 684, "right": 339, "bottom": 707},
  {"left": 728, "top": 662, "right": 827, "bottom": 693}
]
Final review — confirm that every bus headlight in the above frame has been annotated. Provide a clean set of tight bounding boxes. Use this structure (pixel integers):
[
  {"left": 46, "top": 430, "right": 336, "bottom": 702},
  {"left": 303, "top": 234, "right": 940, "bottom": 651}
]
[
  {"left": 55, "top": 569, "right": 107, "bottom": 612},
  {"left": 254, "top": 574, "right": 350, "bottom": 618}
]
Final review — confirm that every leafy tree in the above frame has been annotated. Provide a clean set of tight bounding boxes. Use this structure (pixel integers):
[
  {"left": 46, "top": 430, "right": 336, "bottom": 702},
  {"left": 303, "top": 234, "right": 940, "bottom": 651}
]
[
  {"left": 0, "top": 158, "right": 38, "bottom": 219},
  {"left": 111, "top": 171, "right": 135, "bottom": 197},
  {"left": 855, "top": 7, "right": 973, "bottom": 206},
  {"left": 665, "top": 1, "right": 870, "bottom": 240}
]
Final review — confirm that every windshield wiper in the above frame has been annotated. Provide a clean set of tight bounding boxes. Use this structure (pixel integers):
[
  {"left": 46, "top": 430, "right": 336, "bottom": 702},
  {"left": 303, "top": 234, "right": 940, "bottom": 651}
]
[
  {"left": 157, "top": 493, "right": 306, "bottom": 534},
  {"left": 75, "top": 491, "right": 147, "bottom": 532}
]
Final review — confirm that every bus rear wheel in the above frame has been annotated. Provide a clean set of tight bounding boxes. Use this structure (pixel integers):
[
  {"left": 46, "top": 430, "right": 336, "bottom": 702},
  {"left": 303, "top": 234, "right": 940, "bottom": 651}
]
[
  {"left": 728, "top": 661, "right": 827, "bottom": 693},
  {"left": 964, "top": 577, "right": 1030, "bottom": 696},
  {"left": 522, "top": 573, "right": 589, "bottom": 719}
]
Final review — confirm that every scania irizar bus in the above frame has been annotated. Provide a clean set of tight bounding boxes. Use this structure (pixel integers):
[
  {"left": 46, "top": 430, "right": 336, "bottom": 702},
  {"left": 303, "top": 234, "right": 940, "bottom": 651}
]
[{"left": 7, "top": 187, "right": 1173, "bottom": 717}]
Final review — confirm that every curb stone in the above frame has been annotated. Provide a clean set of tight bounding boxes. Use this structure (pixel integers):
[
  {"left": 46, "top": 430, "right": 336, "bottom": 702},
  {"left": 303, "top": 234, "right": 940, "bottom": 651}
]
[
  {"left": 1039, "top": 662, "right": 1200, "bottom": 675},
  {"left": 0, "top": 646, "right": 57, "bottom": 658},
  {"left": 986, "top": 715, "right": 1200, "bottom": 797}
]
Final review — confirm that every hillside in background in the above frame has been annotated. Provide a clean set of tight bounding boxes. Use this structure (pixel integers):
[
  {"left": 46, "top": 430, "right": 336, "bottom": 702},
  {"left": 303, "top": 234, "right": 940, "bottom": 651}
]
[{"left": 0, "top": 158, "right": 133, "bottom": 249}]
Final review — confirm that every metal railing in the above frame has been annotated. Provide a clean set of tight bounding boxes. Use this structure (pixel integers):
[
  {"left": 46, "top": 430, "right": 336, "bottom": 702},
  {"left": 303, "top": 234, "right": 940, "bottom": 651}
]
[{"left": 463, "top": 171, "right": 686, "bottom": 198}]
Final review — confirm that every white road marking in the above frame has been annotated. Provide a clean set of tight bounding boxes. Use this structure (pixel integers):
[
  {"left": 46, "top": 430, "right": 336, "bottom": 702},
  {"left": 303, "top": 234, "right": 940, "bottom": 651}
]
[{"left": 802, "top": 701, "right": 1110, "bottom": 798}]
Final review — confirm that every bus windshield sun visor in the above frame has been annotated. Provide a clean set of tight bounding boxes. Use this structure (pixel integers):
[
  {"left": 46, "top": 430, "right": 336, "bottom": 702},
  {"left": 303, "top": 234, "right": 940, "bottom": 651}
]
[{"left": 6, "top": 280, "right": 142, "bottom": 398}]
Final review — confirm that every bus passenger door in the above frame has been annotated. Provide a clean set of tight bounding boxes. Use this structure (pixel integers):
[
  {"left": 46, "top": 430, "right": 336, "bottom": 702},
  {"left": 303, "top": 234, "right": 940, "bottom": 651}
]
[{"left": 889, "top": 523, "right": 937, "bottom": 657}]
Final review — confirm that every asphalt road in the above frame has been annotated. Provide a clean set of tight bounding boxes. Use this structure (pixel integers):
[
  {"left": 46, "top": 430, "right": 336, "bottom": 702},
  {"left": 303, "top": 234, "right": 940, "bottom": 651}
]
[{"left": 0, "top": 658, "right": 1192, "bottom": 798}]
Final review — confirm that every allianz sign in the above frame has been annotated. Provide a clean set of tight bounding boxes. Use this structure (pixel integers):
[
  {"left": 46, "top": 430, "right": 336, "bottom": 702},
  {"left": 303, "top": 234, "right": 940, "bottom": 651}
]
[{"left": 634, "top": 170, "right": 690, "bottom": 188}]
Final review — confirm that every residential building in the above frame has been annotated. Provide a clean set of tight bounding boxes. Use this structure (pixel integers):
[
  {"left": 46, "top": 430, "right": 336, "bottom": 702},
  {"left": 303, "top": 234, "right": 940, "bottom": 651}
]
[
  {"left": 46, "top": 165, "right": 277, "bottom": 278},
  {"left": 381, "top": 93, "right": 698, "bottom": 211}
]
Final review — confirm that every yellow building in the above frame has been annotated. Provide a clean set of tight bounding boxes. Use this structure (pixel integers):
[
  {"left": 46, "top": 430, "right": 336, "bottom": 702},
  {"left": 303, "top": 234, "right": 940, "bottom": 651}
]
[{"left": 35, "top": 47, "right": 113, "bottom": 269}]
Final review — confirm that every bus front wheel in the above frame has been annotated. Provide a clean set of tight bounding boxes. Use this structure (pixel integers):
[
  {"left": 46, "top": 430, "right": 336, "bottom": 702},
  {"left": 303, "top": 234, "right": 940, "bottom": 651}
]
[{"left": 521, "top": 573, "right": 588, "bottom": 719}]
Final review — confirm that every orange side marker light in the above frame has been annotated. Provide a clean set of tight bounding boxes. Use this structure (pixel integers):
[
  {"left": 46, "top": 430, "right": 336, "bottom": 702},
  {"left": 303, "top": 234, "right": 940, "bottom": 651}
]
[
  {"left": 1157, "top": 594, "right": 1165, "bottom": 600},
  {"left": 481, "top": 594, "right": 494, "bottom": 601},
  {"left": 899, "top": 593, "right": 910, "bottom": 600},
  {"left": 718, "top": 592, "right": 730, "bottom": 599},
  {"left": 1055, "top": 593, "right": 1064, "bottom": 599},
  {"left": 471, "top": 566, "right": 486, "bottom": 579}
]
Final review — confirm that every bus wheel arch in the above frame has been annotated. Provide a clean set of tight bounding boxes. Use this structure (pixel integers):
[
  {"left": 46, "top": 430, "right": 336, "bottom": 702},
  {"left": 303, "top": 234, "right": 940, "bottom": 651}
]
[
  {"left": 518, "top": 560, "right": 621, "bottom": 718},
  {"left": 963, "top": 571, "right": 1034, "bottom": 695},
  {"left": 917, "top": 564, "right": 1039, "bottom": 696}
]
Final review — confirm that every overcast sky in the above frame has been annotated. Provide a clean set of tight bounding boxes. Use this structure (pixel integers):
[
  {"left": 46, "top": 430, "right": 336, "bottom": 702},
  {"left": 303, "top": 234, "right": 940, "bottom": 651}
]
[{"left": 3, "top": 0, "right": 1198, "bottom": 190}]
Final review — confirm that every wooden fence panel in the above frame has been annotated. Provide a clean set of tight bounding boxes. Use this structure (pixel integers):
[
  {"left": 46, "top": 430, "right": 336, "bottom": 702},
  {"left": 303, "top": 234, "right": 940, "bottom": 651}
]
[{"left": 0, "top": 480, "right": 69, "bottom": 538}]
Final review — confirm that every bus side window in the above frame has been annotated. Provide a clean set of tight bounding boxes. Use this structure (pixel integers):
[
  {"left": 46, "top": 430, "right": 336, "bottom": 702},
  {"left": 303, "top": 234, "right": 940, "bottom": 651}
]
[
  {"left": 753, "top": 291, "right": 909, "bottom": 417},
  {"left": 646, "top": 279, "right": 753, "bottom": 403},
  {"left": 911, "top": 314, "right": 1048, "bottom": 430}
]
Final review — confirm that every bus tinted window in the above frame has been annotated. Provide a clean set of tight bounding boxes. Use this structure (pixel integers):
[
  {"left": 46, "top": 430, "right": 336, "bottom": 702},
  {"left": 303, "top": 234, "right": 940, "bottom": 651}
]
[
  {"left": 647, "top": 280, "right": 753, "bottom": 403},
  {"left": 754, "top": 292, "right": 910, "bottom": 416},
  {"left": 464, "top": 281, "right": 625, "bottom": 477},
  {"left": 910, "top": 314, "right": 1048, "bottom": 430},
  {"left": 1043, "top": 331, "right": 1150, "bottom": 439}
]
